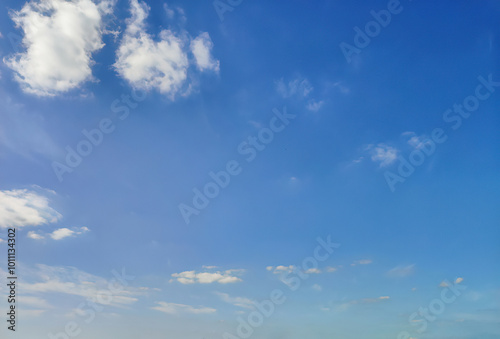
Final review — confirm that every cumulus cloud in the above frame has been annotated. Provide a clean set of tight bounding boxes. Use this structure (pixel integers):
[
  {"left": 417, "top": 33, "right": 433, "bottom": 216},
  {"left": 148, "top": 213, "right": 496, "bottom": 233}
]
[
  {"left": 151, "top": 301, "right": 215, "bottom": 314},
  {"left": 366, "top": 143, "right": 398, "bottom": 167},
  {"left": 3, "top": 0, "right": 113, "bottom": 96},
  {"left": 170, "top": 268, "right": 244, "bottom": 284},
  {"left": 266, "top": 265, "right": 296, "bottom": 275},
  {"left": 114, "top": 0, "right": 218, "bottom": 99},
  {"left": 190, "top": 32, "right": 219, "bottom": 72},
  {"left": 0, "top": 188, "right": 61, "bottom": 228}
]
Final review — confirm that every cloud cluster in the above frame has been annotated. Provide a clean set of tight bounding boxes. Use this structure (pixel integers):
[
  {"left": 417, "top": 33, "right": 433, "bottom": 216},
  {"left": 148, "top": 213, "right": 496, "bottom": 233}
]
[
  {"left": 3, "top": 0, "right": 113, "bottom": 96},
  {"left": 114, "top": 0, "right": 219, "bottom": 99},
  {"left": 170, "top": 268, "right": 244, "bottom": 284},
  {"left": 366, "top": 143, "right": 398, "bottom": 167},
  {"left": 0, "top": 188, "right": 61, "bottom": 228},
  {"left": 28, "top": 226, "right": 89, "bottom": 240}
]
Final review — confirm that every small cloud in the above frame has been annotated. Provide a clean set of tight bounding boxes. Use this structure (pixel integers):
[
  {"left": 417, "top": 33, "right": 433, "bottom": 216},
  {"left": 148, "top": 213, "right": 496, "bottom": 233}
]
[
  {"left": 351, "top": 259, "right": 372, "bottom": 266},
  {"left": 151, "top": 301, "right": 216, "bottom": 315},
  {"left": 366, "top": 143, "right": 398, "bottom": 167},
  {"left": 214, "top": 292, "right": 254, "bottom": 309},
  {"left": 455, "top": 277, "right": 464, "bottom": 284},
  {"left": 275, "top": 77, "right": 313, "bottom": 98},
  {"left": 190, "top": 32, "right": 220, "bottom": 72},
  {"left": 439, "top": 281, "right": 449, "bottom": 287},
  {"left": 306, "top": 99, "right": 324, "bottom": 112},
  {"left": 170, "top": 268, "right": 244, "bottom": 284},
  {"left": 305, "top": 268, "right": 321, "bottom": 274},
  {"left": 325, "top": 266, "right": 338, "bottom": 273},
  {"left": 312, "top": 284, "right": 322, "bottom": 291},
  {"left": 320, "top": 306, "right": 330, "bottom": 311},
  {"left": 28, "top": 231, "right": 44, "bottom": 240},
  {"left": 402, "top": 131, "right": 432, "bottom": 150},
  {"left": 50, "top": 227, "right": 89, "bottom": 240},
  {"left": 387, "top": 264, "right": 415, "bottom": 278}
]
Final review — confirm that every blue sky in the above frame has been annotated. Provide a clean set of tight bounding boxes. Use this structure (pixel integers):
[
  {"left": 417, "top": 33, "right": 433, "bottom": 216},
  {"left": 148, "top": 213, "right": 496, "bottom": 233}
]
[{"left": 0, "top": 0, "right": 499, "bottom": 338}]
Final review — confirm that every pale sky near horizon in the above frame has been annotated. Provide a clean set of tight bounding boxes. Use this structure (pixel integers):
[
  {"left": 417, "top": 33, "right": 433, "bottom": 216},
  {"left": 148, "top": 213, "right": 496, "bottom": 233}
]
[{"left": 0, "top": 0, "right": 499, "bottom": 338}]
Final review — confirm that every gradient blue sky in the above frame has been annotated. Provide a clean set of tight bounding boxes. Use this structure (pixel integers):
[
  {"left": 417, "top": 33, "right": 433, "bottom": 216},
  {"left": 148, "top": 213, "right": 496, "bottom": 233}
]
[{"left": 0, "top": 0, "right": 499, "bottom": 338}]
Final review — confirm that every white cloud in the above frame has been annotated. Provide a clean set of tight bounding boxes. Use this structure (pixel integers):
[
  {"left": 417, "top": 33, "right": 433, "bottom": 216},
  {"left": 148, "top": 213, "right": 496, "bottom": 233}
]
[
  {"left": 325, "top": 266, "right": 338, "bottom": 273},
  {"left": 403, "top": 131, "right": 432, "bottom": 150},
  {"left": 0, "top": 188, "right": 61, "bottom": 228},
  {"left": 387, "top": 264, "right": 415, "bottom": 278},
  {"left": 114, "top": 0, "right": 218, "bottom": 99},
  {"left": 50, "top": 226, "right": 89, "bottom": 240},
  {"left": 275, "top": 77, "right": 313, "bottom": 98},
  {"left": 28, "top": 231, "right": 44, "bottom": 240},
  {"left": 170, "top": 268, "right": 244, "bottom": 284},
  {"left": 367, "top": 143, "right": 398, "bottom": 167},
  {"left": 305, "top": 268, "right": 321, "bottom": 274},
  {"left": 267, "top": 265, "right": 296, "bottom": 275},
  {"left": 28, "top": 226, "right": 89, "bottom": 240},
  {"left": 191, "top": 32, "right": 219, "bottom": 72},
  {"left": 351, "top": 259, "right": 372, "bottom": 266},
  {"left": 21, "top": 264, "right": 143, "bottom": 307},
  {"left": 3, "top": 0, "right": 113, "bottom": 96},
  {"left": 214, "top": 292, "right": 255, "bottom": 309},
  {"left": 306, "top": 99, "right": 324, "bottom": 112},
  {"left": 151, "top": 301, "right": 215, "bottom": 315},
  {"left": 455, "top": 277, "right": 464, "bottom": 284}
]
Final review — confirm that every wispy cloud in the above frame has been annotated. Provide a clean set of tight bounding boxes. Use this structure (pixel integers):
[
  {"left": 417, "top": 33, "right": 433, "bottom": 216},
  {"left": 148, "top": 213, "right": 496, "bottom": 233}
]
[
  {"left": 214, "top": 292, "right": 255, "bottom": 309},
  {"left": 351, "top": 259, "right": 372, "bottom": 266},
  {"left": 170, "top": 268, "right": 244, "bottom": 284},
  {"left": 387, "top": 264, "right": 415, "bottom": 278},
  {"left": 275, "top": 77, "right": 313, "bottom": 98},
  {"left": 151, "top": 301, "right": 216, "bottom": 314}
]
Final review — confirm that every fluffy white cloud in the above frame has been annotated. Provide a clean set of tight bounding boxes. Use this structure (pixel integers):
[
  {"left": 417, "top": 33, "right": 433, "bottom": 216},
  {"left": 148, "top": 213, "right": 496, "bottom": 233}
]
[
  {"left": 0, "top": 188, "right": 61, "bottom": 228},
  {"left": 114, "top": 0, "right": 218, "bottom": 99},
  {"left": 3, "top": 0, "right": 113, "bottom": 96},
  {"left": 170, "top": 268, "right": 244, "bottom": 284},
  {"left": 50, "top": 226, "right": 89, "bottom": 240},
  {"left": 191, "top": 32, "right": 219, "bottom": 72},
  {"left": 214, "top": 292, "right": 255, "bottom": 309},
  {"left": 151, "top": 301, "right": 215, "bottom": 314},
  {"left": 367, "top": 143, "right": 398, "bottom": 167}
]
